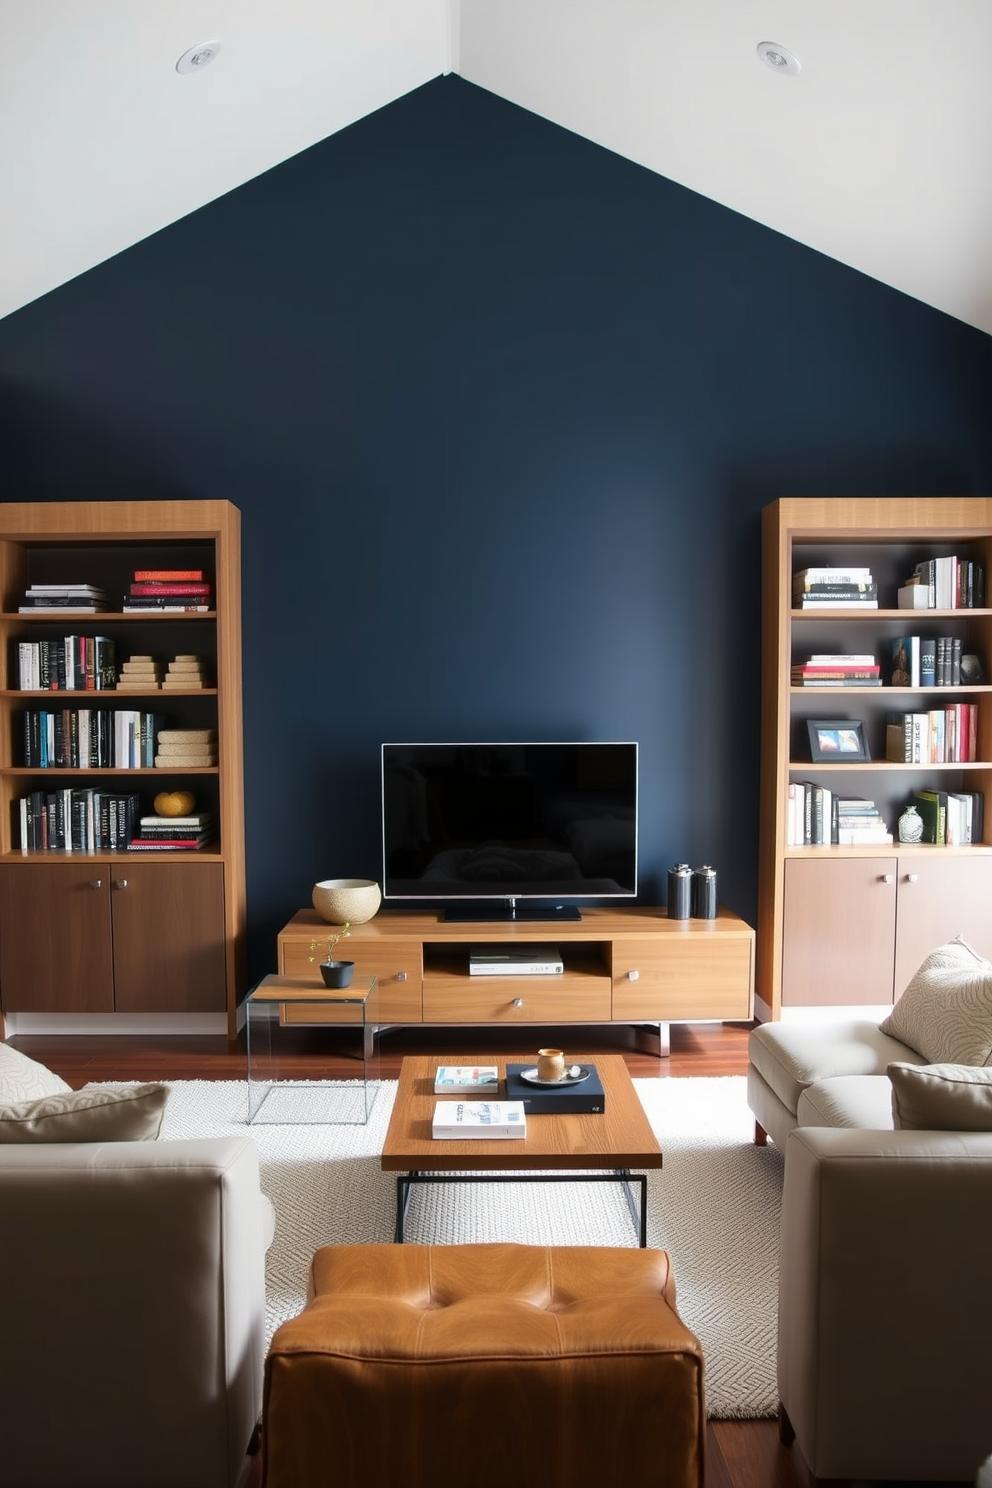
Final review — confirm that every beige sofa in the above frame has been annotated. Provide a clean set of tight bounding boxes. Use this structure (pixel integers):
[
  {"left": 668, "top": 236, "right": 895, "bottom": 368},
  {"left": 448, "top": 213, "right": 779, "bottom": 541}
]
[
  {"left": 0, "top": 1046, "right": 271, "bottom": 1488},
  {"left": 747, "top": 937, "right": 992, "bottom": 1484}
]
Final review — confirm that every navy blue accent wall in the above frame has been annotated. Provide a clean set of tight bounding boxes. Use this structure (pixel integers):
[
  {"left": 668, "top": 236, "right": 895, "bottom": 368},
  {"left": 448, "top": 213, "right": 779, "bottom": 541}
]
[{"left": 2, "top": 76, "right": 991, "bottom": 986}]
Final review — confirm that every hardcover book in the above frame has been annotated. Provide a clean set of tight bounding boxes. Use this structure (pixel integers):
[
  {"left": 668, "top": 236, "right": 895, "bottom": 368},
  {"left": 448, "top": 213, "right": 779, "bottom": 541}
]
[
  {"left": 433, "top": 1065, "right": 500, "bottom": 1094},
  {"left": 468, "top": 944, "right": 564, "bottom": 975},
  {"left": 504, "top": 1063, "right": 606, "bottom": 1115},
  {"left": 431, "top": 1100, "right": 526, "bottom": 1139}
]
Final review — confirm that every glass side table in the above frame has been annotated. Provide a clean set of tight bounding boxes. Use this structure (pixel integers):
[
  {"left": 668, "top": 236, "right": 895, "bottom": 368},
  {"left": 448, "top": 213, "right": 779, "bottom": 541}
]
[{"left": 245, "top": 973, "right": 380, "bottom": 1125}]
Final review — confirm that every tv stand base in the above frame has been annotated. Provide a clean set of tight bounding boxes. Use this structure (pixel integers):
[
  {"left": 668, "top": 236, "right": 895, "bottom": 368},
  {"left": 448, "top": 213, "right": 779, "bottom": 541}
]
[{"left": 442, "top": 900, "right": 582, "bottom": 923}]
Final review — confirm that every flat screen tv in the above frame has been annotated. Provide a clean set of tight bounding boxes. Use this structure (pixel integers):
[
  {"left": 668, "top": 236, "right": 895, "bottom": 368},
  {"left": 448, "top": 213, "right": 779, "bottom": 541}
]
[{"left": 381, "top": 742, "right": 638, "bottom": 921}]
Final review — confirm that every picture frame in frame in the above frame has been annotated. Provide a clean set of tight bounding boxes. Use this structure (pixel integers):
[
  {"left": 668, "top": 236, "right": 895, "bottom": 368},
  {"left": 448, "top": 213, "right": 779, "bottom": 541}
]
[{"left": 806, "top": 719, "right": 871, "bottom": 763}]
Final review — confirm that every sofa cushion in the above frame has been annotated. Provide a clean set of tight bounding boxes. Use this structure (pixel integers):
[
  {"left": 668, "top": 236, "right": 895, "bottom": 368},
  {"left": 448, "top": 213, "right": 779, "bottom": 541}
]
[
  {"left": 0, "top": 1041, "right": 71, "bottom": 1102},
  {"left": 889, "top": 1061, "right": 992, "bottom": 1131},
  {"left": 748, "top": 1021, "right": 923, "bottom": 1116},
  {"left": 798, "top": 1074, "right": 895, "bottom": 1130},
  {"left": 0, "top": 1082, "right": 169, "bottom": 1143},
  {"left": 881, "top": 936, "right": 992, "bottom": 1066}
]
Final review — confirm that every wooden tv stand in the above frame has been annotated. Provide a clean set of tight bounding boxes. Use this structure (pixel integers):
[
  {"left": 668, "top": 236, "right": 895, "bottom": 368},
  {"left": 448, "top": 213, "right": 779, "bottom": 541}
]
[{"left": 275, "top": 906, "right": 755, "bottom": 1055}]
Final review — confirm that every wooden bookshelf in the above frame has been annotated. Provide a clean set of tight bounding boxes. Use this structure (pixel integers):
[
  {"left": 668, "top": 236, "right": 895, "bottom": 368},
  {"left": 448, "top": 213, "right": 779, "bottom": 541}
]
[
  {"left": 0, "top": 500, "right": 246, "bottom": 1038},
  {"left": 758, "top": 496, "right": 992, "bottom": 1021}
]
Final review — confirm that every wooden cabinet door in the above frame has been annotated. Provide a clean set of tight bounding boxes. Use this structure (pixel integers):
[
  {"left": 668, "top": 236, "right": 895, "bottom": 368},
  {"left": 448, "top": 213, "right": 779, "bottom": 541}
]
[
  {"left": 893, "top": 856, "right": 992, "bottom": 996},
  {"left": 111, "top": 862, "right": 226, "bottom": 1014},
  {"left": 612, "top": 936, "right": 753, "bottom": 1021},
  {"left": 0, "top": 863, "right": 114, "bottom": 1013},
  {"left": 782, "top": 857, "right": 898, "bottom": 1006}
]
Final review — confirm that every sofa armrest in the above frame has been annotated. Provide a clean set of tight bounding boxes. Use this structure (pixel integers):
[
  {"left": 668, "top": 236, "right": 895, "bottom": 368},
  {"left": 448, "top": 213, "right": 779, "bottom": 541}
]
[
  {"left": 779, "top": 1126, "right": 992, "bottom": 1483},
  {"left": 0, "top": 1136, "right": 268, "bottom": 1488}
]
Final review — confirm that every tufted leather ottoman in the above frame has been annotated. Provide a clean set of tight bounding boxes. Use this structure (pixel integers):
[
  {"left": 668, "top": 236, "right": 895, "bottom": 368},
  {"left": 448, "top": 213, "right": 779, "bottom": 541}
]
[{"left": 261, "top": 1242, "right": 705, "bottom": 1488}]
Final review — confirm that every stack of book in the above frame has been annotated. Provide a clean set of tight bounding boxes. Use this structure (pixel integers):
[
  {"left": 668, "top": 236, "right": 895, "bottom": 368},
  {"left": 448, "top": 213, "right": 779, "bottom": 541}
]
[
  {"left": 18, "top": 583, "right": 108, "bottom": 613},
  {"left": 885, "top": 706, "right": 978, "bottom": 763},
  {"left": 791, "top": 653, "right": 881, "bottom": 687},
  {"left": 431, "top": 1100, "right": 527, "bottom": 1139},
  {"left": 911, "top": 789, "right": 984, "bottom": 845},
  {"left": 792, "top": 568, "right": 878, "bottom": 609},
  {"left": 833, "top": 796, "right": 892, "bottom": 845},
  {"left": 128, "top": 811, "right": 213, "bottom": 851},
  {"left": 122, "top": 569, "right": 212, "bottom": 613},
  {"left": 433, "top": 1065, "right": 500, "bottom": 1094}
]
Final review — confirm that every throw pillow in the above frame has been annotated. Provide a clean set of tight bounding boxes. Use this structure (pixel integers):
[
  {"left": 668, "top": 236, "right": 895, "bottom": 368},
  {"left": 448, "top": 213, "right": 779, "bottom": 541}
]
[
  {"left": 889, "top": 1061, "right": 992, "bottom": 1131},
  {"left": 0, "top": 1082, "right": 169, "bottom": 1143},
  {"left": 880, "top": 936, "right": 992, "bottom": 1065},
  {"left": 0, "top": 1041, "right": 72, "bottom": 1103}
]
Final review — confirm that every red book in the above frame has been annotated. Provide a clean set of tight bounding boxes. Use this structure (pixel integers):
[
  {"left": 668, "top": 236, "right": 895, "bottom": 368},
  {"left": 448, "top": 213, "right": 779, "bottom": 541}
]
[
  {"left": 129, "top": 583, "right": 211, "bottom": 596},
  {"left": 132, "top": 569, "right": 204, "bottom": 581}
]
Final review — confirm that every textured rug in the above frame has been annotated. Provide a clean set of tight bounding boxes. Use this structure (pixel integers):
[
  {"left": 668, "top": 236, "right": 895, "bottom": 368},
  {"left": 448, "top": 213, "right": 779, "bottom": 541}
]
[{"left": 159, "top": 1074, "right": 783, "bottom": 1419}]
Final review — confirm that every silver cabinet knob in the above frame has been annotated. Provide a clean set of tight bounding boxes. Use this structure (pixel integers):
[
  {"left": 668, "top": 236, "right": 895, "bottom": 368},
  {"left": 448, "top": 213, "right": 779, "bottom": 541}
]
[
  {"left": 905, "top": 873, "right": 919, "bottom": 883},
  {"left": 89, "top": 879, "right": 102, "bottom": 889},
  {"left": 113, "top": 879, "right": 128, "bottom": 890},
  {"left": 396, "top": 971, "right": 407, "bottom": 982},
  {"left": 627, "top": 969, "right": 640, "bottom": 981},
  {"left": 880, "top": 874, "right": 894, "bottom": 883},
  {"left": 512, "top": 998, "right": 524, "bottom": 1009}
]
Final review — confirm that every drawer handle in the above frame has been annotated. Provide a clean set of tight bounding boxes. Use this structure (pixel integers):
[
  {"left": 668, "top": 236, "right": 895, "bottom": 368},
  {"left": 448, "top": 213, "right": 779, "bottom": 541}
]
[
  {"left": 89, "top": 879, "right": 102, "bottom": 890},
  {"left": 396, "top": 971, "right": 407, "bottom": 982},
  {"left": 879, "top": 874, "right": 893, "bottom": 883},
  {"left": 627, "top": 969, "right": 640, "bottom": 981},
  {"left": 113, "top": 879, "right": 128, "bottom": 890},
  {"left": 904, "top": 873, "right": 919, "bottom": 883},
  {"left": 512, "top": 998, "right": 524, "bottom": 1009}
]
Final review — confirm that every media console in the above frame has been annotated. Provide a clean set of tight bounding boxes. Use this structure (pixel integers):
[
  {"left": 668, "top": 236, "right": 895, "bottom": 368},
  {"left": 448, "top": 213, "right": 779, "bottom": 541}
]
[{"left": 275, "top": 905, "right": 755, "bottom": 1055}]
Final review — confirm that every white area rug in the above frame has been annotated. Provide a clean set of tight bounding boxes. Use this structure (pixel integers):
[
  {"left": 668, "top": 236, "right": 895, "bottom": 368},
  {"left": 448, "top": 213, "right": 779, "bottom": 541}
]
[{"left": 159, "top": 1075, "right": 783, "bottom": 1419}]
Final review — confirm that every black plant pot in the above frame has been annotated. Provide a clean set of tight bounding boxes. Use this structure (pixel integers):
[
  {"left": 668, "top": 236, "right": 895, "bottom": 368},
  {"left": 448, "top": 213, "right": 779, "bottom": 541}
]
[{"left": 319, "top": 960, "right": 355, "bottom": 989}]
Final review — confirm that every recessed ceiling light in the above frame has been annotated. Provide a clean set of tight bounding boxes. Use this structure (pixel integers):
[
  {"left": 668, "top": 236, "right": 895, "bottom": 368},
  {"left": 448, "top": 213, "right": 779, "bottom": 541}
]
[
  {"left": 176, "top": 40, "right": 221, "bottom": 75},
  {"left": 757, "top": 41, "right": 801, "bottom": 76}
]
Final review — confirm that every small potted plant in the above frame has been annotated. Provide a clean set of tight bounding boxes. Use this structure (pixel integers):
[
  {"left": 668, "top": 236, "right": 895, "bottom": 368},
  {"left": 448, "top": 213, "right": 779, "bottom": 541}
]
[{"left": 308, "top": 923, "right": 354, "bottom": 988}]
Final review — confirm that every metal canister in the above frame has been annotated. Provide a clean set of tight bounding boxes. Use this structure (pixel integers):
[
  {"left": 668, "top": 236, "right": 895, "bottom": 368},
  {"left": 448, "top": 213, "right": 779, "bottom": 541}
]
[
  {"left": 667, "top": 863, "right": 692, "bottom": 920},
  {"left": 692, "top": 865, "right": 717, "bottom": 919}
]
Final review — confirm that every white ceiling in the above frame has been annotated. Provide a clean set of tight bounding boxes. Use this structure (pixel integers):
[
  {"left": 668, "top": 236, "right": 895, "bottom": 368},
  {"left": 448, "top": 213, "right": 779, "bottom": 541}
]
[{"left": 3, "top": 0, "right": 992, "bottom": 334}]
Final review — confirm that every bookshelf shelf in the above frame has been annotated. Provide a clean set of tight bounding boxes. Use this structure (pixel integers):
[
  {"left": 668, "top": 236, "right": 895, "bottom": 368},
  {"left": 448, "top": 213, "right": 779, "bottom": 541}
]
[
  {"left": 0, "top": 500, "right": 245, "bottom": 1037},
  {"left": 758, "top": 496, "right": 992, "bottom": 1020}
]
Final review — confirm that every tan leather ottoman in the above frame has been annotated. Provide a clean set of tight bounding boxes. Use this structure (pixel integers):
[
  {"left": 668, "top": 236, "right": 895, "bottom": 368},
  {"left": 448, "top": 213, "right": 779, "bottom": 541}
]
[{"left": 261, "top": 1242, "right": 705, "bottom": 1488}]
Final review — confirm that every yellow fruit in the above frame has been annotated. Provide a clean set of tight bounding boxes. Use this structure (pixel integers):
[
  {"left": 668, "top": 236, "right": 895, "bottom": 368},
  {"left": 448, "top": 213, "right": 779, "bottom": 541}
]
[{"left": 154, "top": 790, "right": 196, "bottom": 817}]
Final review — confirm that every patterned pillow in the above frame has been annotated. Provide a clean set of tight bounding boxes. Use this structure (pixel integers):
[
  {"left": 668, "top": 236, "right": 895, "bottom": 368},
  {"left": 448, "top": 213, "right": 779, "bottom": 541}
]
[
  {"left": 0, "top": 1041, "right": 71, "bottom": 1102},
  {"left": 880, "top": 937, "right": 992, "bottom": 1065},
  {"left": 0, "top": 1082, "right": 169, "bottom": 1143},
  {"left": 889, "top": 1061, "right": 992, "bottom": 1130}
]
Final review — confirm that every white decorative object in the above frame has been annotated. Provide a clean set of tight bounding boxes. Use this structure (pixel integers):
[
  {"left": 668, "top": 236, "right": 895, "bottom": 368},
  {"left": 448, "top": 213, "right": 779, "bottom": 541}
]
[
  {"left": 898, "top": 804, "right": 924, "bottom": 842},
  {"left": 312, "top": 877, "right": 381, "bottom": 925}
]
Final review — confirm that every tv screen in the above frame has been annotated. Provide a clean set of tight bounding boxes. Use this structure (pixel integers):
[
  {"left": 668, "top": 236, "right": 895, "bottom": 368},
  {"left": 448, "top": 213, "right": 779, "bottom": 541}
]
[{"left": 381, "top": 742, "right": 638, "bottom": 921}]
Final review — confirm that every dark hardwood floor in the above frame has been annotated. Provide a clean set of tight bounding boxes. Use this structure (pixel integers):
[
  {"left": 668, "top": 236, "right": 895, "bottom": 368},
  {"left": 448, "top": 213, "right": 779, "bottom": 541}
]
[{"left": 13, "top": 1019, "right": 958, "bottom": 1488}]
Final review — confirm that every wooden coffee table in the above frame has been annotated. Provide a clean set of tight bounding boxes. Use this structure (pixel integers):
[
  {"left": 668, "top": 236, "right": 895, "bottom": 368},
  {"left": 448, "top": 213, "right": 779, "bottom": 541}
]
[{"left": 381, "top": 1054, "right": 663, "bottom": 1246}]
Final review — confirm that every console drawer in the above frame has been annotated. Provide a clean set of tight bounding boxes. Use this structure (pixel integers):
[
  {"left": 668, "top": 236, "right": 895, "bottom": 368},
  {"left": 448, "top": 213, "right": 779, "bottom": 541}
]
[
  {"left": 279, "top": 939, "right": 423, "bottom": 1024},
  {"left": 422, "top": 975, "right": 612, "bottom": 1024}
]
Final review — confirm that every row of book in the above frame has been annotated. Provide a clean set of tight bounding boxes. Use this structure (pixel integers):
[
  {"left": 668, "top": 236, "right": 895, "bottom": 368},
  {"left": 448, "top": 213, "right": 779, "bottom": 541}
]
[
  {"left": 787, "top": 786, "right": 892, "bottom": 846},
  {"left": 910, "top": 788, "right": 985, "bottom": 845},
  {"left": 793, "top": 567, "right": 877, "bottom": 609},
  {"left": 16, "top": 636, "right": 117, "bottom": 691},
  {"left": 904, "top": 556, "right": 986, "bottom": 610},
  {"left": 885, "top": 706, "right": 979, "bottom": 764},
  {"left": 891, "top": 635, "right": 967, "bottom": 686},
  {"left": 17, "top": 791, "right": 214, "bottom": 852},
  {"left": 23, "top": 708, "right": 163, "bottom": 769},
  {"left": 18, "top": 789, "right": 140, "bottom": 851},
  {"left": 122, "top": 568, "right": 212, "bottom": 613}
]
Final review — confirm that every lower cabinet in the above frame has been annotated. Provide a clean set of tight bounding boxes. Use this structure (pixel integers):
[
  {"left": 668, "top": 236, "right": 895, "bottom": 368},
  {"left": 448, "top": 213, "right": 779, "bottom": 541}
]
[
  {"left": 0, "top": 861, "right": 226, "bottom": 1015},
  {"left": 782, "top": 855, "right": 992, "bottom": 1008}
]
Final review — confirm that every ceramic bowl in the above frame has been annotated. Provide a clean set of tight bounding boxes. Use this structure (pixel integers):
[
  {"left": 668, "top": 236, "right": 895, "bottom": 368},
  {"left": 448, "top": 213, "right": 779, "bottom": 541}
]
[{"left": 311, "top": 878, "right": 382, "bottom": 925}]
